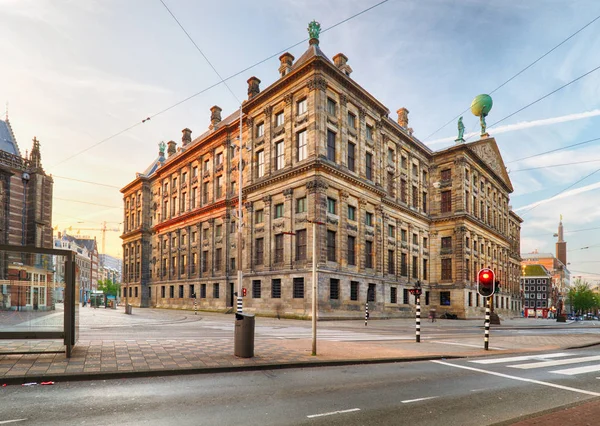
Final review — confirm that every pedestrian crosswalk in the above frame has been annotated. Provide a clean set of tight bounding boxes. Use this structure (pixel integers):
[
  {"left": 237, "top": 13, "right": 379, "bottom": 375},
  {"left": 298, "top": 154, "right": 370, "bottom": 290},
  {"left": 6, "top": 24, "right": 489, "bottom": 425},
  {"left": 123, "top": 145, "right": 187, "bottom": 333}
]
[{"left": 470, "top": 352, "right": 600, "bottom": 376}]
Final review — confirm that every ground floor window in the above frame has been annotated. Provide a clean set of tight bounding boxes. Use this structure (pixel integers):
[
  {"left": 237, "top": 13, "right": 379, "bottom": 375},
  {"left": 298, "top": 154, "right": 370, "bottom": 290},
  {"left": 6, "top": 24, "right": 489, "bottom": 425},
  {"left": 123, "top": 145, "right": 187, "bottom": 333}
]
[
  {"left": 271, "top": 279, "right": 281, "bottom": 299},
  {"left": 252, "top": 280, "right": 261, "bottom": 298},
  {"left": 213, "top": 283, "right": 220, "bottom": 299},
  {"left": 293, "top": 278, "right": 304, "bottom": 299},
  {"left": 329, "top": 279, "right": 339, "bottom": 300},
  {"left": 350, "top": 281, "right": 359, "bottom": 301},
  {"left": 440, "top": 291, "right": 451, "bottom": 306},
  {"left": 368, "top": 284, "right": 376, "bottom": 302},
  {"left": 135, "top": 287, "right": 138, "bottom": 297},
  {"left": 390, "top": 287, "right": 397, "bottom": 304},
  {"left": 468, "top": 292, "right": 472, "bottom": 307},
  {"left": 169, "top": 286, "right": 174, "bottom": 298},
  {"left": 200, "top": 284, "right": 206, "bottom": 299},
  {"left": 403, "top": 288, "right": 409, "bottom": 304},
  {"left": 161, "top": 286, "right": 166, "bottom": 298}
]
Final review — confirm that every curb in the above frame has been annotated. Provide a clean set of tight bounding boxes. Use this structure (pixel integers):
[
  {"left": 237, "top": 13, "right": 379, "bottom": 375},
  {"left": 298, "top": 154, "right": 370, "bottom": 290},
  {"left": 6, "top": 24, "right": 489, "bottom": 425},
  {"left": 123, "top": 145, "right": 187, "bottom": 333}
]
[{"left": 0, "top": 355, "right": 463, "bottom": 386}]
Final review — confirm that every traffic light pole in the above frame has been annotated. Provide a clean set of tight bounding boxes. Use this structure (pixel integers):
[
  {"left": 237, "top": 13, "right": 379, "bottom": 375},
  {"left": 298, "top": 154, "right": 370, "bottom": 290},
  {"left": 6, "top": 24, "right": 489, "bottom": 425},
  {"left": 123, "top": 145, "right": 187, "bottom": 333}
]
[
  {"left": 416, "top": 295, "right": 421, "bottom": 343},
  {"left": 364, "top": 301, "right": 368, "bottom": 326},
  {"left": 484, "top": 296, "right": 491, "bottom": 350}
]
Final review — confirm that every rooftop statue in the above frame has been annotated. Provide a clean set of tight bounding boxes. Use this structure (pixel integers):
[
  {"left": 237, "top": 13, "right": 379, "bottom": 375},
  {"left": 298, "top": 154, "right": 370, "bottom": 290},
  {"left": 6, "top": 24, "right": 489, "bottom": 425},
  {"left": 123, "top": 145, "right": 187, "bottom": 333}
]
[
  {"left": 159, "top": 141, "right": 166, "bottom": 155},
  {"left": 456, "top": 116, "right": 465, "bottom": 142},
  {"left": 470, "top": 94, "right": 493, "bottom": 137},
  {"left": 308, "top": 20, "right": 321, "bottom": 40}
]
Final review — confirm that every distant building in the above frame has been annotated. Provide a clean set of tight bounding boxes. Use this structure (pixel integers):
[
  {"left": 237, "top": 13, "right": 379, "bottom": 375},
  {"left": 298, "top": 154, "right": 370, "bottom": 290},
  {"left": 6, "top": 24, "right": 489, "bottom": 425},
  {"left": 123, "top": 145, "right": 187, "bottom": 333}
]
[
  {"left": 0, "top": 116, "right": 54, "bottom": 311},
  {"left": 521, "top": 264, "right": 552, "bottom": 318},
  {"left": 121, "top": 24, "right": 523, "bottom": 318},
  {"left": 53, "top": 232, "right": 95, "bottom": 302},
  {"left": 99, "top": 253, "right": 122, "bottom": 284}
]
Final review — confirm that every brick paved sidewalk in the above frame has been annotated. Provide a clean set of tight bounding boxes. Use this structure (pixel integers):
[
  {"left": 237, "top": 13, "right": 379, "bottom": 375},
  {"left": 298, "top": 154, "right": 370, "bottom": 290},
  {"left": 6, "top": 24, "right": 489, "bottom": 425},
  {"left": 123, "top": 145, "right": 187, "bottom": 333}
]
[{"left": 2, "top": 332, "right": 599, "bottom": 385}]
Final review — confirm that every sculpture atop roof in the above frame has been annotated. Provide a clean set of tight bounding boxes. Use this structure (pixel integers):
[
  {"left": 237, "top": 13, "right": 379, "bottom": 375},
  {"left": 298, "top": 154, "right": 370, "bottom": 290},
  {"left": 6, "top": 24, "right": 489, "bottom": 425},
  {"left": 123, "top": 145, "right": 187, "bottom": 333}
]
[{"left": 308, "top": 20, "right": 321, "bottom": 45}]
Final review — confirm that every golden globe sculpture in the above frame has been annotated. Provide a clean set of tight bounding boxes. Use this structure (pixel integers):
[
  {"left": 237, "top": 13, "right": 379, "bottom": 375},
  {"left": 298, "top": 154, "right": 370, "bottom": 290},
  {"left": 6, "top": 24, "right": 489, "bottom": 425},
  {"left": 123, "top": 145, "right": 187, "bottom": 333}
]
[{"left": 470, "top": 94, "right": 493, "bottom": 137}]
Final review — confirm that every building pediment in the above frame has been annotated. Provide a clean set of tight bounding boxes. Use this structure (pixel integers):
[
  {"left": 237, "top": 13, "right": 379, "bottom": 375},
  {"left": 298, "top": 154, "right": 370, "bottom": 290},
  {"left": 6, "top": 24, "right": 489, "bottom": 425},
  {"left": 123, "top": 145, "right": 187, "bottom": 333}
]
[{"left": 467, "top": 137, "right": 513, "bottom": 193}]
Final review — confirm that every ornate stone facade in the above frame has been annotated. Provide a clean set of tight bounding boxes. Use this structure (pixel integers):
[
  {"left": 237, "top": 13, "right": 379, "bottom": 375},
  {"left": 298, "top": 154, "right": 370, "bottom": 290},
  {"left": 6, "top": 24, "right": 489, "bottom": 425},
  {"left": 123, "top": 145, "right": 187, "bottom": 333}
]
[{"left": 120, "top": 34, "right": 522, "bottom": 319}]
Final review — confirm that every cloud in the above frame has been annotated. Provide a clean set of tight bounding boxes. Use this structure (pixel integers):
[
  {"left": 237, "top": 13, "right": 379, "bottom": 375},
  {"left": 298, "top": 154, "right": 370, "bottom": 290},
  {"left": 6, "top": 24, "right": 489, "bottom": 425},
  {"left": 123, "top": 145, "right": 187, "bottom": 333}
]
[
  {"left": 514, "top": 180, "right": 600, "bottom": 212},
  {"left": 427, "top": 109, "right": 600, "bottom": 145}
]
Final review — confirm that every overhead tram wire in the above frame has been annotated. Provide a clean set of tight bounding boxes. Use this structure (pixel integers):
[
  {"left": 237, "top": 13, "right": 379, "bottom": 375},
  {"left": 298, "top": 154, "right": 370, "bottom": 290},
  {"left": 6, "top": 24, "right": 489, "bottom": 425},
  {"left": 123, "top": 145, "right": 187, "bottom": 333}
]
[
  {"left": 517, "top": 165, "right": 600, "bottom": 217},
  {"left": 506, "top": 136, "right": 600, "bottom": 164},
  {"left": 527, "top": 225, "right": 600, "bottom": 237},
  {"left": 49, "top": 0, "right": 390, "bottom": 169},
  {"left": 510, "top": 158, "right": 600, "bottom": 173},
  {"left": 423, "top": 13, "right": 600, "bottom": 142},
  {"left": 52, "top": 175, "right": 121, "bottom": 189},
  {"left": 54, "top": 197, "right": 121, "bottom": 209}
]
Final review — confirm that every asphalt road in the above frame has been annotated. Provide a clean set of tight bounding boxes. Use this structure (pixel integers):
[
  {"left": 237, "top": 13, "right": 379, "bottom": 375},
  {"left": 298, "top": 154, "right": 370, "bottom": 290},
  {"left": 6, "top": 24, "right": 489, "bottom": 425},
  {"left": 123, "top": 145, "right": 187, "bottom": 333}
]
[{"left": 2, "top": 348, "right": 599, "bottom": 426}]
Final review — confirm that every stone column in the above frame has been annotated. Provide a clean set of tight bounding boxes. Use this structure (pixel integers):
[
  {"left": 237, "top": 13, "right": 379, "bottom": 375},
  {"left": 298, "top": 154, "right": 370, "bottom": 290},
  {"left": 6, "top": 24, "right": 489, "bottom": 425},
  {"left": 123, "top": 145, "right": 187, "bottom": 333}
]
[
  {"left": 263, "top": 195, "right": 272, "bottom": 269},
  {"left": 358, "top": 198, "right": 368, "bottom": 270},
  {"left": 339, "top": 191, "right": 349, "bottom": 267},
  {"left": 244, "top": 202, "right": 253, "bottom": 271},
  {"left": 284, "top": 188, "right": 294, "bottom": 267}
]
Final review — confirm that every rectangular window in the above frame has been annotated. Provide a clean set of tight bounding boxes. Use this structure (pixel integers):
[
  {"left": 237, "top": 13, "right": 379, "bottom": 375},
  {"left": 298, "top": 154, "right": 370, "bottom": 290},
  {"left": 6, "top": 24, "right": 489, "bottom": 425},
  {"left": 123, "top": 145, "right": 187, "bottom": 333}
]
[
  {"left": 213, "top": 283, "right": 220, "bottom": 299},
  {"left": 350, "top": 281, "right": 359, "bottom": 301},
  {"left": 391, "top": 287, "right": 397, "bottom": 304},
  {"left": 216, "top": 224, "right": 222, "bottom": 237},
  {"left": 366, "top": 125, "right": 373, "bottom": 141},
  {"left": 215, "top": 248, "right": 222, "bottom": 270},
  {"left": 441, "top": 169, "right": 451, "bottom": 181},
  {"left": 366, "top": 212, "right": 373, "bottom": 226},
  {"left": 275, "top": 111, "right": 284, "bottom": 127},
  {"left": 191, "top": 252, "right": 197, "bottom": 274},
  {"left": 297, "top": 98, "right": 307, "bottom": 115},
  {"left": 255, "top": 238, "right": 264, "bottom": 265},
  {"left": 257, "top": 150, "right": 265, "bottom": 177},
  {"left": 365, "top": 240, "right": 373, "bottom": 268},
  {"left": 296, "top": 197, "right": 306, "bottom": 213},
  {"left": 256, "top": 122, "right": 264, "bottom": 138},
  {"left": 271, "top": 279, "right": 281, "bottom": 298},
  {"left": 387, "top": 148, "right": 394, "bottom": 164},
  {"left": 161, "top": 286, "right": 166, "bottom": 298},
  {"left": 293, "top": 277, "right": 304, "bottom": 299},
  {"left": 179, "top": 285, "right": 184, "bottom": 298},
  {"left": 422, "top": 191, "right": 427, "bottom": 212},
  {"left": 412, "top": 256, "right": 418, "bottom": 279},
  {"left": 169, "top": 285, "right": 174, "bottom": 298},
  {"left": 365, "top": 152, "right": 373, "bottom": 180},
  {"left": 412, "top": 186, "right": 418, "bottom": 208},
  {"left": 255, "top": 209, "right": 264, "bottom": 224},
  {"left": 388, "top": 172, "right": 395, "bottom": 197},
  {"left": 193, "top": 166, "right": 198, "bottom": 178},
  {"left": 297, "top": 130, "right": 307, "bottom": 161},
  {"left": 200, "top": 283, "right": 206, "bottom": 298},
  {"left": 348, "top": 112, "right": 356, "bottom": 129},
  {"left": 230, "top": 257, "right": 235, "bottom": 271},
  {"left": 347, "top": 236, "right": 356, "bottom": 265},
  {"left": 202, "top": 250, "right": 208, "bottom": 272},
  {"left": 203, "top": 159, "right": 210, "bottom": 172},
  {"left": 327, "top": 130, "right": 336, "bottom": 161},
  {"left": 330, "top": 278, "right": 340, "bottom": 300},
  {"left": 327, "top": 198, "right": 337, "bottom": 214},
  {"left": 440, "top": 291, "right": 451, "bottom": 306},
  {"left": 403, "top": 288, "right": 409, "bottom": 304},
  {"left": 327, "top": 97, "right": 336, "bottom": 115},
  {"left": 468, "top": 292, "right": 472, "bottom": 307},
  {"left": 401, "top": 156, "right": 407, "bottom": 169},
  {"left": 348, "top": 205, "right": 356, "bottom": 221},
  {"left": 441, "top": 236, "right": 452, "bottom": 250},
  {"left": 296, "top": 229, "right": 307, "bottom": 261},
  {"left": 191, "top": 187, "right": 197, "bottom": 209},
  {"left": 347, "top": 142, "right": 355, "bottom": 171},
  {"left": 202, "top": 182, "right": 209, "bottom": 204},
  {"left": 441, "top": 191, "right": 452, "bottom": 213},
  {"left": 275, "top": 203, "right": 284, "bottom": 218},
  {"left": 388, "top": 225, "right": 395, "bottom": 238},
  {"left": 216, "top": 152, "right": 223, "bottom": 165},
  {"left": 400, "top": 179, "right": 407, "bottom": 203},
  {"left": 401, "top": 253, "right": 407, "bottom": 276},
  {"left": 388, "top": 250, "right": 395, "bottom": 274},
  {"left": 275, "top": 141, "right": 285, "bottom": 170},
  {"left": 401, "top": 229, "right": 407, "bottom": 242},
  {"left": 441, "top": 258, "right": 452, "bottom": 280},
  {"left": 412, "top": 233, "right": 418, "bottom": 245},
  {"left": 327, "top": 230, "right": 336, "bottom": 262},
  {"left": 216, "top": 175, "right": 223, "bottom": 198},
  {"left": 275, "top": 234, "right": 284, "bottom": 263},
  {"left": 368, "top": 284, "right": 376, "bottom": 302},
  {"left": 252, "top": 280, "right": 261, "bottom": 298}
]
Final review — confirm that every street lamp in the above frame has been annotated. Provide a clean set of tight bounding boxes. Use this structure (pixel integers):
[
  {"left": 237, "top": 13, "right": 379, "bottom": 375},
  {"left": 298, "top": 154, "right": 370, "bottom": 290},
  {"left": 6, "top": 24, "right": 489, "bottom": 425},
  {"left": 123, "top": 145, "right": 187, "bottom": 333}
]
[
  {"left": 307, "top": 219, "right": 324, "bottom": 356},
  {"left": 408, "top": 280, "right": 422, "bottom": 342}
]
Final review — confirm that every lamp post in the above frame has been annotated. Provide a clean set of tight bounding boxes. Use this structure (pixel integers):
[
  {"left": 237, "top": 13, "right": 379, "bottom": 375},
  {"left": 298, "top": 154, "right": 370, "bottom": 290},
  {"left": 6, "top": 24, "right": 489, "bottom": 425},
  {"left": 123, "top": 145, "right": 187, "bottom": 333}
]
[
  {"left": 409, "top": 280, "right": 422, "bottom": 343},
  {"left": 236, "top": 106, "right": 244, "bottom": 314}
]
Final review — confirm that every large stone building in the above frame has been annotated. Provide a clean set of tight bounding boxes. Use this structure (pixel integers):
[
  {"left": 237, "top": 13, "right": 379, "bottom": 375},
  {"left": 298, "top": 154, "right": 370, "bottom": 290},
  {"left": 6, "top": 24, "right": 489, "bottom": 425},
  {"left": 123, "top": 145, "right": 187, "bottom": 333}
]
[
  {"left": 121, "top": 24, "right": 522, "bottom": 318},
  {"left": 0, "top": 116, "right": 54, "bottom": 311}
]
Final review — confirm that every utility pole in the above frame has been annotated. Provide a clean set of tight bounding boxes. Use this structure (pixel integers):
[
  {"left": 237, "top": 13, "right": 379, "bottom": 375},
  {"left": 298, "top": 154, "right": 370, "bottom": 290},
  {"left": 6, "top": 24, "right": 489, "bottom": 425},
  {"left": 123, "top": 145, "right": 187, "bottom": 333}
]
[
  {"left": 308, "top": 219, "right": 324, "bottom": 356},
  {"left": 236, "top": 106, "right": 243, "bottom": 314}
]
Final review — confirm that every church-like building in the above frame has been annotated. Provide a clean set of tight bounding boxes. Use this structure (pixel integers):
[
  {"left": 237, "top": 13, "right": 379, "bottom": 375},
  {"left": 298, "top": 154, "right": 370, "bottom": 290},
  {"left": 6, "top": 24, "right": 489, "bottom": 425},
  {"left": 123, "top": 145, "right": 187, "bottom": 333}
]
[
  {"left": 0, "top": 116, "right": 54, "bottom": 311},
  {"left": 121, "top": 23, "right": 522, "bottom": 319}
]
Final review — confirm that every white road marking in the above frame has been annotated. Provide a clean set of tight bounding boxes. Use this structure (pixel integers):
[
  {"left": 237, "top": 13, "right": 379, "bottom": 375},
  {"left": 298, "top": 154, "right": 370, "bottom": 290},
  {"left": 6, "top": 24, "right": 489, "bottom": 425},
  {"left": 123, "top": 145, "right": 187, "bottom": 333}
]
[
  {"left": 550, "top": 364, "right": 600, "bottom": 375},
  {"left": 432, "top": 341, "right": 505, "bottom": 350},
  {"left": 401, "top": 396, "right": 438, "bottom": 403},
  {"left": 307, "top": 408, "right": 361, "bottom": 418},
  {"left": 432, "top": 360, "right": 600, "bottom": 397},
  {"left": 509, "top": 355, "right": 600, "bottom": 369},
  {"left": 0, "top": 420, "right": 28, "bottom": 425},
  {"left": 471, "top": 353, "right": 570, "bottom": 364}
]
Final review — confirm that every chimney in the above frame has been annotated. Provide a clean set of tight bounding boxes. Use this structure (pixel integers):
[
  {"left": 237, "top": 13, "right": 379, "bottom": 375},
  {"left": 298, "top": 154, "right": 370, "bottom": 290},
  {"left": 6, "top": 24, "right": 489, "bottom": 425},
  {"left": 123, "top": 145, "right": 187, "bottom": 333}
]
[
  {"left": 397, "top": 107, "right": 409, "bottom": 129},
  {"left": 278, "top": 53, "right": 295, "bottom": 77},
  {"left": 210, "top": 106, "right": 222, "bottom": 129},
  {"left": 332, "top": 53, "right": 352, "bottom": 77},
  {"left": 167, "top": 140, "right": 177, "bottom": 158},
  {"left": 247, "top": 77, "right": 261, "bottom": 100},
  {"left": 181, "top": 128, "right": 192, "bottom": 146}
]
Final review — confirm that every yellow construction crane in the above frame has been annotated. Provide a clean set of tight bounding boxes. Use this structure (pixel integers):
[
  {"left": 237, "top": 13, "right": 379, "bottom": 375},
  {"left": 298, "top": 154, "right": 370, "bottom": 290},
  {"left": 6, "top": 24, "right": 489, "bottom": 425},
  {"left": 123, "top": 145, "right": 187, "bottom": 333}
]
[{"left": 54, "top": 221, "right": 120, "bottom": 255}]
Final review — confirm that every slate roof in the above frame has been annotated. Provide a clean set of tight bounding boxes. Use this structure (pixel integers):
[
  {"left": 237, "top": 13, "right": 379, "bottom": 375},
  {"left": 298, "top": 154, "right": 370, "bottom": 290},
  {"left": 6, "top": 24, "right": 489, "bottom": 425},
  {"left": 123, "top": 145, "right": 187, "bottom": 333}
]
[{"left": 0, "top": 118, "right": 22, "bottom": 157}]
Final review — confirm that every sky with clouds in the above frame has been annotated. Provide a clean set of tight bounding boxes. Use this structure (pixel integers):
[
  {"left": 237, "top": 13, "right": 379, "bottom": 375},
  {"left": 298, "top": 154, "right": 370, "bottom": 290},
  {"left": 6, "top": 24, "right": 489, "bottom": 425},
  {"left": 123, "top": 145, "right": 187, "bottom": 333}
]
[{"left": 1, "top": 0, "right": 599, "bottom": 281}]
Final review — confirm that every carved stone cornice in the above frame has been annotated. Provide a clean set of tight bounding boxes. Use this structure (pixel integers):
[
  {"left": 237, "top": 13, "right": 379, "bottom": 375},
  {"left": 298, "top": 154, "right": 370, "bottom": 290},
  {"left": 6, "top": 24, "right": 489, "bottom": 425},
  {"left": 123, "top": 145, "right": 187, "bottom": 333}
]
[
  {"left": 244, "top": 201, "right": 253, "bottom": 212},
  {"left": 339, "top": 94, "right": 347, "bottom": 107},
  {"left": 246, "top": 117, "right": 254, "bottom": 128},
  {"left": 284, "top": 93, "right": 293, "bottom": 105},
  {"left": 359, "top": 199, "right": 368, "bottom": 207},
  {"left": 307, "top": 76, "right": 327, "bottom": 92},
  {"left": 263, "top": 106, "right": 273, "bottom": 117},
  {"left": 359, "top": 107, "right": 367, "bottom": 122},
  {"left": 306, "top": 179, "right": 328, "bottom": 193},
  {"left": 340, "top": 190, "right": 349, "bottom": 200},
  {"left": 262, "top": 195, "right": 272, "bottom": 205},
  {"left": 283, "top": 188, "right": 293, "bottom": 198}
]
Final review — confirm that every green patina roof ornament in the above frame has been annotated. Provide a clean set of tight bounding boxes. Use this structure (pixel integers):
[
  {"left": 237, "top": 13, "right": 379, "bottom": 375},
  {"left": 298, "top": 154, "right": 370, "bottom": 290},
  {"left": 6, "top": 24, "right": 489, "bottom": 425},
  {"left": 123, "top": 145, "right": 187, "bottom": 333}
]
[
  {"left": 158, "top": 141, "right": 166, "bottom": 156},
  {"left": 470, "top": 94, "right": 493, "bottom": 137},
  {"left": 308, "top": 20, "right": 321, "bottom": 44}
]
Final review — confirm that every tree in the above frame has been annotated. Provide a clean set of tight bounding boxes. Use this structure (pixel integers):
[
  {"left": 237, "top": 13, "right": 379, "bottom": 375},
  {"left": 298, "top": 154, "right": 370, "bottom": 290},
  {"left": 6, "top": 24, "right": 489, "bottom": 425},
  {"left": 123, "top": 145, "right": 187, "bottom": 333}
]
[
  {"left": 567, "top": 279, "right": 598, "bottom": 314},
  {"left": 97, "top": 279, "right": 121, "bottom": 298}
]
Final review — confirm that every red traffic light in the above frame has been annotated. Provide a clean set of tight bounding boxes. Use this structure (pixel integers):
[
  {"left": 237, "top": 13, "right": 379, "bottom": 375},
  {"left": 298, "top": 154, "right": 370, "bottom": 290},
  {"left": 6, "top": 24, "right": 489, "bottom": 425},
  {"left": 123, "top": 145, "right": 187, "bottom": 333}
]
[
  {"left": 242, "top": 288, "right": 247, "bottom": 297},
  {"left": 477, "top": 268, "right": 496, "bottom": 297}
]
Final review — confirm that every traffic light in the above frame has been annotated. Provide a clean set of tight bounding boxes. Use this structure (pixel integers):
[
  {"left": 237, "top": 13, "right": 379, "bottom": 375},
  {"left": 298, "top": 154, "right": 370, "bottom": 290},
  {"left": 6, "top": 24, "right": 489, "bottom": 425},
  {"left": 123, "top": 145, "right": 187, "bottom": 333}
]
[
  {"left": 242, "top": 287, "right": 247, "bottom": 297},
  {"left": 477, "top": 268, "right": 495, "bottom": 297}
]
